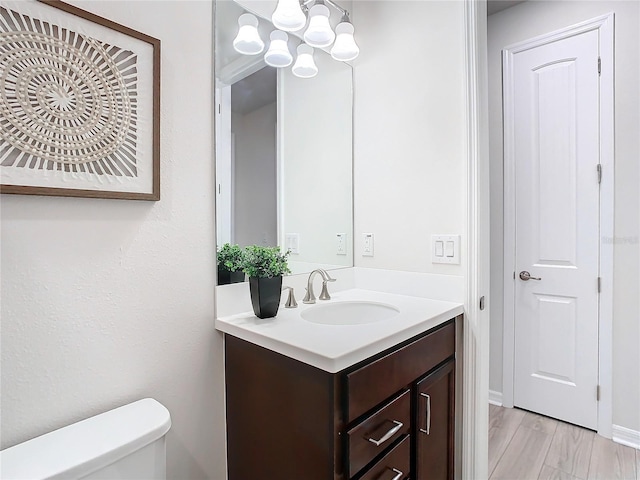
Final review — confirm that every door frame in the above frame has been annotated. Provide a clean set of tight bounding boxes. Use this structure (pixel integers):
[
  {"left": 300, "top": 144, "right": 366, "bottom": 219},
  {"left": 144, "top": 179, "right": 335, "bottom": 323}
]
[
  {"left": 215, "top": 84, "right": 234, "bottom": 246},
  {"left": 501, "top": 13, "right": 614, "bottom": 438},
  {"left": 462, "top": 0, "right": 490, "bottom": 478}
]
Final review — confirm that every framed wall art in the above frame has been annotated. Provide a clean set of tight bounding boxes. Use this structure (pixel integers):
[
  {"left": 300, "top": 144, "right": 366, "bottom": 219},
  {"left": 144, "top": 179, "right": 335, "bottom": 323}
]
[{"left": 0, "top": 0, "right": 160, "bottom": 200}]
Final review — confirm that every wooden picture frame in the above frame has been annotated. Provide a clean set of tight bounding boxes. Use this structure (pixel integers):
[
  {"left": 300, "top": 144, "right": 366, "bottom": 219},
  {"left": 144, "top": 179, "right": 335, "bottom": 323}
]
[{"left": 0, "top": 0, "right": 161, "bottom": 200}]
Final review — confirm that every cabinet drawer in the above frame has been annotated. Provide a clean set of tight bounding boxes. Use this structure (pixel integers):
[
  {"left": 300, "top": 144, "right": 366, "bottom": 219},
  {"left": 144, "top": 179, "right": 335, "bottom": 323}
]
[
  {"left": 346, "top": 321, "right": 455, "bottom": 422},
  {"left": 357, "top": 434, "right": 410, "bottom": 480},
  {"left": 347, "top": 389, "right": 411, "bottom": 477}
]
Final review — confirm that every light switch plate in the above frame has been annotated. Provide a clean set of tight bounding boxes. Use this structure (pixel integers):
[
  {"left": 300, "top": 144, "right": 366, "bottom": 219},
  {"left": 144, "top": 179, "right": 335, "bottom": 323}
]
[
  {"left": 336, "top": 233, "right": 347, "bottom": 255},
  {"left": 362, "top": 233, "right": 374, "bottom": 257},
  {"left": 432, "top": 235, "right": 460, "bottom": 264},
  {"left": 286, "top": 233, "right": 300, "bottom": 255}
]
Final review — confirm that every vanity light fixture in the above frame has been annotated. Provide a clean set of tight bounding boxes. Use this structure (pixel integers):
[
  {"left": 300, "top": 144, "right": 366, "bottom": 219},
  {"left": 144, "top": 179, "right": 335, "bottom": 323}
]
[
  {"left": 233, "top": 0, "right": 358, "bottom": 78},
  {"left": 303, "top": 3, "right": 335, "bottom": 48},
  {"left": 233, "top": 13, "right": 264, "bottom": 55},
  {"left": 331, "top": 15, "right": 359, "bottom": 62},
  {"left": 264, "top": 30, "right": 293, "bottom": 67},
  {"left": 291, "top": 44, "right": 318, "bottom": 78},
  {"left": 272, "top": 0, "right": 307, "bottom": 32}
]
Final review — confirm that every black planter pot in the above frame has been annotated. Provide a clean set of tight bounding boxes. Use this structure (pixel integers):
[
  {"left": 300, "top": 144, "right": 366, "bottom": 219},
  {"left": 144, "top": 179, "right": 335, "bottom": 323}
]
[
  {"left": 249, "top": 276, "right": 283, "bottom": 319},
  {"left": 218, "top": 267, "right": 245, "bottom": 285}
]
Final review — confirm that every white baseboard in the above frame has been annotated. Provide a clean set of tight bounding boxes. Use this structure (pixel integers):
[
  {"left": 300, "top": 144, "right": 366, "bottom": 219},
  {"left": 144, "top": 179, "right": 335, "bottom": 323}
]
[
  {"left": 612, "top": 425, "right": 640, "bottom": 450},
  {"left": 488, "top": 390, "right": 503, "bottom": 406}
]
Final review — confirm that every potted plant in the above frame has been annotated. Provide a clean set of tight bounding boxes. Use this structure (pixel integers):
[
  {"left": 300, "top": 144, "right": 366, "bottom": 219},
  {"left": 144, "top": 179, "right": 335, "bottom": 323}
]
[
  {"left": 241, "top": 245, "right": 291, "bottom": 319},
  {"left": 217, "top": 243, "right": 246, "bottom": 285}
]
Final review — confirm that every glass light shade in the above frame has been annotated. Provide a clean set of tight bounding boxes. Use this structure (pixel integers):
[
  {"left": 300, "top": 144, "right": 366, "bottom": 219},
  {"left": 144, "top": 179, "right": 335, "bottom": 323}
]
[
  {"left": 272, "top": 0, "right": 306, "bottom": 32},
  {"left": 331, "top": 22, "right": 359, "bottom": 61},
  {"left": 264, "top": 31, "right": 293, "bottom": 68},
  {"left": 292, "top": 44, "right": 318, "bottom": 78},
  {"left": 233, "top": 13, "right": 264, "bottom": 55},
  {"left": 303, "top": 4, "right": 335, "bottom": 48}
]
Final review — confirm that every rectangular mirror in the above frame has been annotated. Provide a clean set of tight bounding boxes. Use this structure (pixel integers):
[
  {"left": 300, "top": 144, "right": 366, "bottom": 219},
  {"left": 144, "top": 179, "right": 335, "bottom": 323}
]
[{"left": 215, "top": 0, "right": 354, "bottom": 283}]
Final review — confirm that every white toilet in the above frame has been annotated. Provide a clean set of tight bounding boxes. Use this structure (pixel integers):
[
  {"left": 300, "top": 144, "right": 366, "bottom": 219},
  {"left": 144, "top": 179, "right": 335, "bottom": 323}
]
[{"left": 0, "top": 398, "right": 171, "bottom": 480}]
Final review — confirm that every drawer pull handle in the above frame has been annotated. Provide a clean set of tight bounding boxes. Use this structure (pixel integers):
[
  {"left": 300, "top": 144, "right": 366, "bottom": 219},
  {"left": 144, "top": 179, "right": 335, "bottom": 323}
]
[
  {"left": 386, "top": 468, "right": 404, "bottom": 480},
  {"left": 376, "top": 467, "right": 404, "bottom": 480},
  {"left": 419, "top": 393, "right": 431, "bottom": 435},
  {"left": 367, "top": 420, "right": 403, "bottom": 446}
]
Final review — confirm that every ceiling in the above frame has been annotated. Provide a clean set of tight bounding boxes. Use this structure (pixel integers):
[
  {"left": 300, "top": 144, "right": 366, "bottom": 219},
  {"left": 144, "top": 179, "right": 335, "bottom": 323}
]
[{"left": 231, "top": 67, "right": 277, "bottom": 115}]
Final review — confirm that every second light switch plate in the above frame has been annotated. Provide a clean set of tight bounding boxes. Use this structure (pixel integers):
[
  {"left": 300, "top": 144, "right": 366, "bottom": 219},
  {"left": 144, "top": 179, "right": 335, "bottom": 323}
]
[
  {"left": 362, "top": 233, "right": 374, "bottom": 257},
  {"left": 336, "top": 233, "right": 347, "bottom": 255},
  {"left": 432, "top": 235, "right": 460, "bottom": 264}
]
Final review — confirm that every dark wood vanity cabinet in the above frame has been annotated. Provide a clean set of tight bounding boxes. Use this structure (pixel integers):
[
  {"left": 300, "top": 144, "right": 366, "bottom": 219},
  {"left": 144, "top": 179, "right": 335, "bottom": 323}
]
[{"left": 224, "top": 316, "right": 459, "bottom": 480}]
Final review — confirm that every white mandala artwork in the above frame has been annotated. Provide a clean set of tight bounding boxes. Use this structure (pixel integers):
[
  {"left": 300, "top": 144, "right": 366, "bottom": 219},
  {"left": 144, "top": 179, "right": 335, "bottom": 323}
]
[{"left": 0, "top": 1, "right": 160, "bottom": 199}]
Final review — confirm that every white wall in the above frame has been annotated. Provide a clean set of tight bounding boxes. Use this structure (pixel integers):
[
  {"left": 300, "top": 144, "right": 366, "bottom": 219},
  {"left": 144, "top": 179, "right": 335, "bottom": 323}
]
[
  {"left": 232, "top": 101, "right": 278, "bottom": 247},
  {"left": 0, "top": 2, "right": 226, "bottom": 479},
  {"left": 352, "top": 1, "right": 467, "bottom": 276},
  {"left": 280, "top": 50, "right": 353, "bottom": 268},
  {"left": 488, "top": 0, "right": 640, "bottom": 432}
]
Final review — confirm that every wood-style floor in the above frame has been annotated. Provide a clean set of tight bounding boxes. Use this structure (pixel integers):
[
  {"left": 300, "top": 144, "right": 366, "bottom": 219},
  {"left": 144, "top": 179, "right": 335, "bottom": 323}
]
[{"left": 489, "top": 404, "right": 640, "bottom": 479}]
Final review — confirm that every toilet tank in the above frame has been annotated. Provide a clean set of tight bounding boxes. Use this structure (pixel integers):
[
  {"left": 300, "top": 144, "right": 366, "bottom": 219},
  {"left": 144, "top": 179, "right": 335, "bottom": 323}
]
[{"left": 0, "top": 398, "right": 171, "bottom": 480}]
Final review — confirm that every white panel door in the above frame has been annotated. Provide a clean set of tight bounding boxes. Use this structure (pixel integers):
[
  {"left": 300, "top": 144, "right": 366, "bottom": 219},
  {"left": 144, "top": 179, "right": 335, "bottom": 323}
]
[{"left": 513, "top": 29, "right": 600, "bottom": 429}]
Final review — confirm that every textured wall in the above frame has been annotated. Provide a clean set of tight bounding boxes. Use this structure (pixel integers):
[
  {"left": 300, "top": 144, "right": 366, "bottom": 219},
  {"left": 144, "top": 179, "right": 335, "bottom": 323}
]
[
  {"left": 0, "top": 1, "right": 226, "bottom": 478},
  {"left": 352, "top": 1, "right": 467, "bottom": 276}
]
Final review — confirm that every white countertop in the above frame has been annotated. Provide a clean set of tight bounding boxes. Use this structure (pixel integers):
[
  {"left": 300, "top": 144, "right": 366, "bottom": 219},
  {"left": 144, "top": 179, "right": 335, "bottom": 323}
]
[{"left": 215, "top": 288, "right": 464, "bottom": 373}]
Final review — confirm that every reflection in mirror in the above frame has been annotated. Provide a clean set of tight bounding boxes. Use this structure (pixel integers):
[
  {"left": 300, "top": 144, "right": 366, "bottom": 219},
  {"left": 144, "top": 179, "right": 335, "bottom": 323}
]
[{"left": 215, "top": 0, "right": 354, "bottom": 283}]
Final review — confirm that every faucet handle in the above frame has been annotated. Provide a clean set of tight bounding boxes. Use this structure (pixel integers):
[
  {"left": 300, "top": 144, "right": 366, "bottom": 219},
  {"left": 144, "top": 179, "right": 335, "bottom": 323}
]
[{"left": 282, "top": 286, "right": 298, "bottom": 308}]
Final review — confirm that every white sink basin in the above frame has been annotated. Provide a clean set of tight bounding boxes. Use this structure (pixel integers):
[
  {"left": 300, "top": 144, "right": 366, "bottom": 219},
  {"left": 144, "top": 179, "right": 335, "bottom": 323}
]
[{"left": 301, "top": 301, "right": 400, "bottom": 326}]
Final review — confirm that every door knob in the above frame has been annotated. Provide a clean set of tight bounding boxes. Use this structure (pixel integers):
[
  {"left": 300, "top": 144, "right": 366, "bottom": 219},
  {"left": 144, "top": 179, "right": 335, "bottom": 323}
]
[{"left": 519, "top": 271, "right": 541, "bottom": 281}]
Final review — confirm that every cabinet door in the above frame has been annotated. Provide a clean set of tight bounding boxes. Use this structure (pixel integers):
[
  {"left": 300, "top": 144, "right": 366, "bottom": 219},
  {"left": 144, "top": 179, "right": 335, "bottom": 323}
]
[{"left": 415, "top": 359, "right": 455, "bottom": 480}]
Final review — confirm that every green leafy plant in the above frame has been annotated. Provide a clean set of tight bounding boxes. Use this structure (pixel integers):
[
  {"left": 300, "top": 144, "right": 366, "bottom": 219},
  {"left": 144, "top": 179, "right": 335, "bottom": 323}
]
[
  {"left": 241, "top": 245, "right": 291, "bottom": 278},
  {"left": 217, "top": 243, "right": 244, "bottom": 273}
]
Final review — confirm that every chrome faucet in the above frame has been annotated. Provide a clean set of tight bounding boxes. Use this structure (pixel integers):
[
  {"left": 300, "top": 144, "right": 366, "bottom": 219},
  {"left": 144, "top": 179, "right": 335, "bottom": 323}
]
[{"left": 303, "top": 269, "right": 336, "bottom": 304}]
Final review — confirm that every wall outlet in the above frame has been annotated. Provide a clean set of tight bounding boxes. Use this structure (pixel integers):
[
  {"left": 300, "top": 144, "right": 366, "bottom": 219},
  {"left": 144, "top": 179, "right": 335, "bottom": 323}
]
[
  {"left": 431, "top": 235, "right": 460, "bottom": 264},
  {"left": 362, "top": 233, "right": 374, "bottom": 257},
  {"left": 336, "top": 233, "right": 347, "bottom": 255},
  {"left": 285, "top": 233, "right": 300, "bottom": 254}
]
